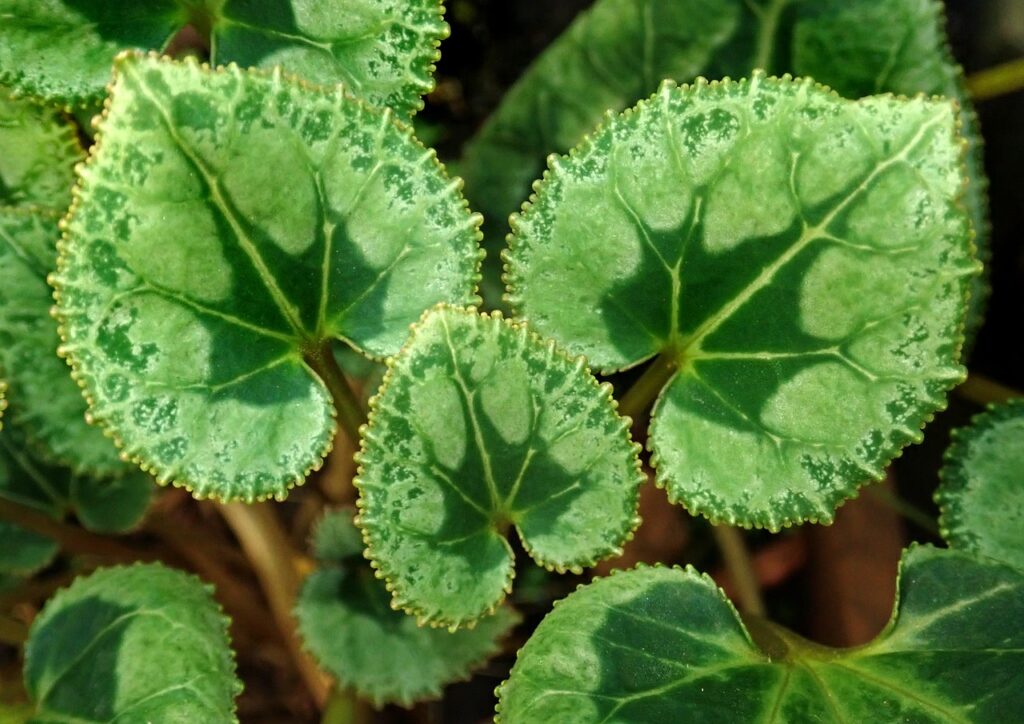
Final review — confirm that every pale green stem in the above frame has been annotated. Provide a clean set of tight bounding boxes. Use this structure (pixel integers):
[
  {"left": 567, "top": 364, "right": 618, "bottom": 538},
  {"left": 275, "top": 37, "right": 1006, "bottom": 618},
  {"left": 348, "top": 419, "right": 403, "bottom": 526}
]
[
  {"left": 712, "top": 525, "right": 766, "bottom": 616},
  {"left": 957, "top": 373, "right": 1023, "bottom": 407},
  {"left": 305, "top": 342, "right": 367, "bottom": 445},
  {"left": 866, "top": 485, "right": 939, "bottom": 537},
  {"left": 321, "top": 687, "right": 374, "bottom": 724},
  {"left": 617, "top": 351, "right": 679, "bottom": 424},
  {"left": 967, "top": 56, "right": 1024, "bottom": 101},
  {"left": 752, "top": 0, "right": 790, "bottom": 72}
]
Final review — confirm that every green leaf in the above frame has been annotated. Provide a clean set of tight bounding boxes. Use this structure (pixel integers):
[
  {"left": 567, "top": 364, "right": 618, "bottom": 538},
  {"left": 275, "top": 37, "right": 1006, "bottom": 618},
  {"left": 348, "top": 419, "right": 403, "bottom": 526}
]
[
  {"left": 0, "top": 208, "right": 126, "bottom": 476},
  {"left": 0, "top": 521, "right": 57, "bottom": 576},
  {"left": 24, "top": 564, "right": 241, "bottom": 723},
  {"left": 53, "top": 54, "right": 481, "bottom": 502},
  {"left": 506, "top": 75, "right": 976, "bottom": 530},
  {"left": 310, "top": 506, "right": 367, "bottom": 563},
  {"left": 0, "top": 89, "right": 83, "bottom": 211},
  {"left": 936, "top": 400, "right": 1024, "bottom": 571},
  {"left": 67, "top": 469, "right": 153, "bottom": 534},
  {"left": 356, "top": 306, "right": 643, "bottom": 627},
  {"left": 0, "top": 0, "right": 448, "bottom": 115},
  {"left": 497, "top": 546, "right": 1024, "bottom": 723},
  {"left": 296, "top": 509, "right": 518, "bottom": 707},
  {"left": 462, "top": 0, "right": 988, "bottom": 323}
]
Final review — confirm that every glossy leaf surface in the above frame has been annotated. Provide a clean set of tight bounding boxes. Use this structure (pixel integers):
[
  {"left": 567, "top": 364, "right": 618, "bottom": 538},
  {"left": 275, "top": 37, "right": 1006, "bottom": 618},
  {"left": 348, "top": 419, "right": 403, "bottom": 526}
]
[
  {"left": 937, "top": 400, "right": 1024, "bottom": 570},
  {"left": 0, "top": 0, "right": 448, "bottom": 115},
  {"left": 0, "top": 208, "right": 125, "bottom": 475},
  {"left": 296, "top": 510, "right": 518, "bottom": 707},
  {"left": 54, "top": 55, "right": 481, "bottom": 501},
  {"left": 462, "top": 0, "right": 987, "bottom": 322},
  {"left": 0, "top": 89, "right": 82, "bottom": 210},
  {"left": 507, "top": 76, "right": 975, "bottom": 530},
  {"left": 356, "top": 306, "right": 643, "bottom": 626},
  {"left": 497, "top": 546, "right": 1024, "bottom": 723},
  {"left": 24, "top": 564, "right": 240, "bottom": 723}
]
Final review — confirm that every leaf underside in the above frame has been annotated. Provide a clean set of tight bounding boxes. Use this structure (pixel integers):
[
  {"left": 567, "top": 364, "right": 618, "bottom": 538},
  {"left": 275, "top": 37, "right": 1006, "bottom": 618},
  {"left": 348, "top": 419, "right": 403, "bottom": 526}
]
[
  {"left": 461, "top": 0, "right": 988, "bottom": 329},
  {"left": 0, "top": 0, "right": 448, "bottom": 115},
  {"left": 356, "top": 306, "right": 643, "bottom": 627},
  {"left": 936, "top": 400, "right": 1024, "bottom": 571},
  {"left": 497, "top": 546, "right": 1024, "bottom": 723},
  {"left": 24, "top": 564, "right": 240, "bottom": 723},
  {"left": 506, "top": 75, "right": 975, "bottom": 530},
  {"left": 296, "top": 510, "right": 518, "bottom": 708},
  {"left": 53, "top": 54, "right": 481, "bottom": 501}
]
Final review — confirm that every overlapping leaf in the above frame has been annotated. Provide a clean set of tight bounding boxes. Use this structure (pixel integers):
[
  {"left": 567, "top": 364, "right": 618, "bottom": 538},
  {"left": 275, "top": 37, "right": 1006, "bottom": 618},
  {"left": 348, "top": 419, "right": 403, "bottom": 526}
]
[
  {"left": 356, "top": 306, "right": 643, "bottom": 627},
  {"left": 497, "top": 546, "right": 1024, "bottom": 723},
  {"left": 506, "top": 75, "right": 976, "bottom": 530},
  {"left": 936, "top": 400, "right": 1024, "bottom": 570},
  {"left": 53, "top": 54, "right": 481, "bottom": 501},
  {"left": 296, "top": 509, "right": 518, "bottom": 707},
  {"left": 0, "top": 0, "right": 448, "bottom": 115},
  {"left": 24, "top": 564, "right": 241, "bottom": 723},
  {"left": 462, "top": 0, "right": 988, "bottom": 324}
]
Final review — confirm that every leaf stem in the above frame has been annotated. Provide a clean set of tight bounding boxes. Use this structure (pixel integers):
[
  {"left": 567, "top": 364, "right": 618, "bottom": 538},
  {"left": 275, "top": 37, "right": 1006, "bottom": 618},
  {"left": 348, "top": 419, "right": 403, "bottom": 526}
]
[
  {"left": 712, "top": 524, "right": 766, "bottom": 616},
  {"left": 956, "top": 373, "right": 1023, "bottom": 407},
  {"left": 967, "top": 56, "right": 1024, "bottom": 101},
  {"left": 752, "top": 0, "right": 790, "bottom": 73},
  {"left": 865, "top": 485, "right": 939, "bottom": 536},
  {"left": 218, "top": 502, "right": 330, "bottom": 709},
  {"left": 0, "top": 614, "right": 27, "bottom": 646},
  {"left": 306, "top": 343, "right": 367, "bottom": 444},
  {"left": 617, "top": 351, "right": 679, "bottom": 424}
]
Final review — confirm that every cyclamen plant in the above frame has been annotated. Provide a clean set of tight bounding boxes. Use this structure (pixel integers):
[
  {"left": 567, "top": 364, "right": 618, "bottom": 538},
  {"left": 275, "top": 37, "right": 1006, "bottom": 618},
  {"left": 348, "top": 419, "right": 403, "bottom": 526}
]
[{"left": 0, "top": 0, "right": 1021, "bottom": 722}]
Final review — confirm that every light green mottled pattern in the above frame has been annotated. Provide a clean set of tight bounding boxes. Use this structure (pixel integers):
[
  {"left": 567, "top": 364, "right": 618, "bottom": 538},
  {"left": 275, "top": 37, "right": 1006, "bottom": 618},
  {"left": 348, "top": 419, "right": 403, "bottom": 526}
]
[
  {"left": 0, "top": 0, "right": 448, "bottom": 115},
  {"left": 356, "top": 306, "right": 643, "bottom": 627},
  {"left": 937, "top": 400, "right": 1024, "bottom": 571},
  {"left": 296, "top": 509, "right": 518, "bottom": 707},
  {"left": 0, "top": 89, "right": 82, "bottom": 210},
  {"left": 213, "top": 0, "right": 448, "bottom": 117},
  {"left": 507, "top": 76, "right": 975, "bottom": 530},
  {"left": 0, "top": 208, "right": 126, "bottom": 475},
  {"left": 463, "top": 0, "right": 987, "bottom": 324},
  {"left": 24, "top": 564, "right": 241, "bottom": 723},
  {"left": 497, "top": 546, "right": 1024, "bottom": 723},
  {"left": 54, "top": 55, "right": 481, "bottom": 501}
]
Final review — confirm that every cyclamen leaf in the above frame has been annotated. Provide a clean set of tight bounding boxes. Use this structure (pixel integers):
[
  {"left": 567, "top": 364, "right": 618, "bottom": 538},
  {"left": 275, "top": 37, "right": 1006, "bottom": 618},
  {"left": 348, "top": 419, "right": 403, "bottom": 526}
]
[
  {"left": 0, "top": 89, "right": 83, "bottom": 211},
  {"left": 24, "top": 564, "right": 241, "bottom": 723},
  {"left": 0, "top": 0, "right": 448, "bottom": 116},
  {"left": 506, "top": 75, "right": 976, "bottom": 530},
  {"left": 462, "top": 0, "right": 988, "bottom": 331},
  {"left": 53, "top": 54, "right": 481, "bottom": 501},
  {"left": 497, "top": 546, "right": 1024, "bottom": 723},
  {"left": 296, "top": 510, "right": 518, "bottom": 707},
  {"left": 0, "top": 208, "right": 126, "bottom": 476},
  {"left": 356, "top": 306, "right": 643, "bottom": 627},
  {"left": 0, "top": 521, "right": 57, "bottom": 576},
  {"left": 936, "top": 400, "right": 1024, "bottom": 571}
]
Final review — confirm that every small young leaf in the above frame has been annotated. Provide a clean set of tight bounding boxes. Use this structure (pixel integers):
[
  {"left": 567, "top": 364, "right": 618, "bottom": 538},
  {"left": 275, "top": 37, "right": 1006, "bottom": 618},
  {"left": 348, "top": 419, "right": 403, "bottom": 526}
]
[
  {"left": 24, "top": 564, "right": 241, "bottom": 722},
  {"left": 356, "top": 306, "right": 643, "bottom": 627},
  {"left": 311, "top": 506, "right": 368, "bottom": 563},
  {"left": 296, "top": 510, "right": 518, "bottom": 707},
  {"left": 0, "top": 88, "right": 83, "bottom": 211},
  {"left": 0, "top": 208, "right": 126, "bottom": 476},
  {"left": 0, "top": 0, "right": 448, "bottom": 115},
  {"left": 0, "top": 521, "right": 57, "bottom": 576},
  {"left": 497, "top": 546, "right": 1024, "bottom": 723},
  {"left": 936, "top": 400, "right": 1024, "bottom": 571},
  {"left": 506, "top": 75, "right": 976, "bottom": 530},
  {"left": 53, "top": 54, "right": 481, "bottom": 501}
]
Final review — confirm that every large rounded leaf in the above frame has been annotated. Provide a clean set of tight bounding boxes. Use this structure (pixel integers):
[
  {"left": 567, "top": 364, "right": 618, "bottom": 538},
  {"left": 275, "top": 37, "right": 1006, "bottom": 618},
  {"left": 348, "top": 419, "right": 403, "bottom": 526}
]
[
  {"left": 24, "top": 564, "right": 241, "bottom": 723},
  {"left": 356, "top": 306, "right": 643, "bottom": 627},
  {"left": 937, "top": 400, "right": 1024, "bottom": 571},
  {"left": 296, "top": 509, "right": 518, "bottom": 707},
  {"left": 497, "top": 546, "right": 1024, "bottom": 723},
  {"left": 506, "top": 75, "right": 976, "bottom": 530},
  {"left": 0, "top": 0, "right": 448, "bottom": 115},
  {"left": 53, "top": 54, "right": 481, "bottom": 501}
]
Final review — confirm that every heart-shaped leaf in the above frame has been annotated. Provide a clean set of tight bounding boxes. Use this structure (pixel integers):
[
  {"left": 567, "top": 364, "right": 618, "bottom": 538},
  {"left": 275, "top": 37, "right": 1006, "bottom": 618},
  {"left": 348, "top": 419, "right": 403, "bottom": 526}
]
[
  {"left": 53, "top": 54, "right": 481, "bottom": 501},
  {"left": 0, "top": 0, "right": 447, "bottom": 115},
  {"left": 497, "top": 546, "right": 1024, "bottom": 722},
  {"left": 0, "top": 521, "right": 57, "bottom": 576},
  {"left": 0, "top": 208, "right": 126, "bottom": 476},
  {"left": 506, "top": 75, "right": 976, "bottom": 530},
  {"left": 936, "top": 400, "right": 1024, "bottom": 571},
  {"left": 0, "top": 88, "right": 83, "bottom": 210},
  {"left": 356, "top": 306, "right": 643, "bottom": 627},
  {"left": 295, "top": 509, "right": 518, "bottom": 707},
  {"left": 24, "top": 564, "right": 241, "bottom": 723}
]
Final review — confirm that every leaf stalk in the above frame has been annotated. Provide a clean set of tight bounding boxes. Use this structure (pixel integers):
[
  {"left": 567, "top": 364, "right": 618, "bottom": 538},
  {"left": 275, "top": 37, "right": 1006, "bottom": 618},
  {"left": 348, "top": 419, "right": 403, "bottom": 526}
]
[
  {"left": 712, "top": 524, "right": 766, "bottom": 616},
  {"left": 305, "top": 343, "right": 368, "bottom": 445},
  {"left": 617, "top": 351, "right": 679, "bottom": 424}
]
